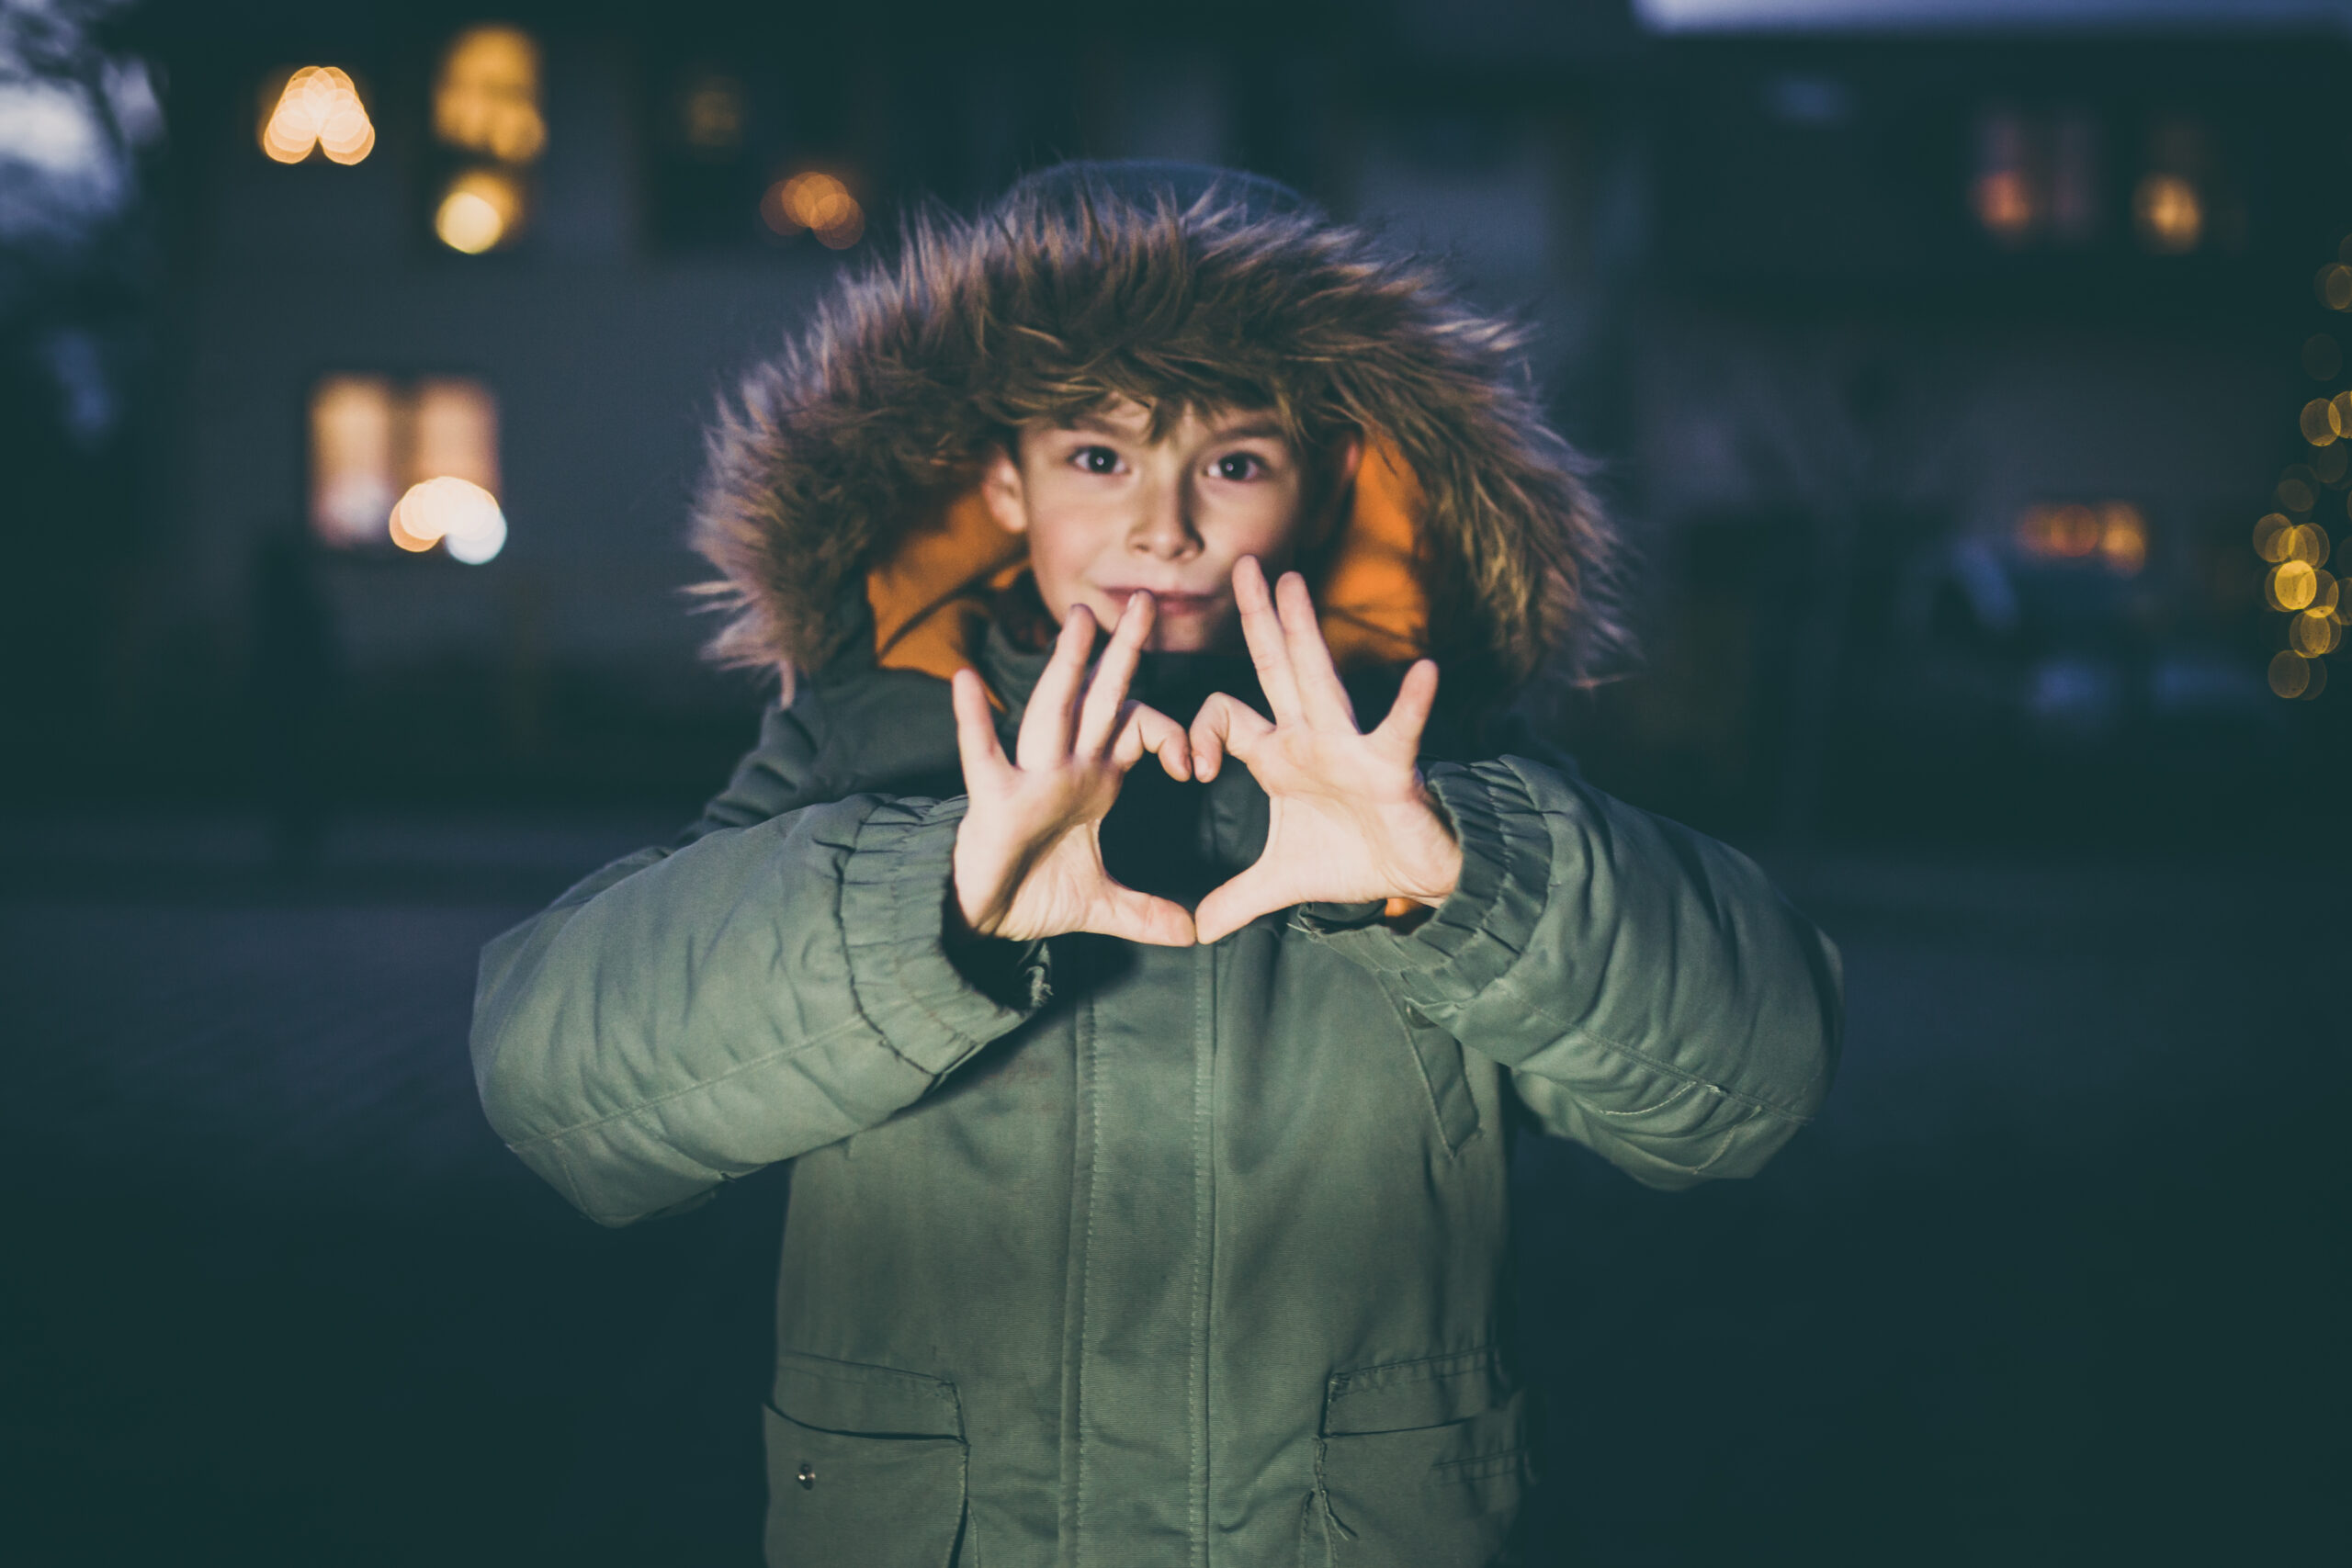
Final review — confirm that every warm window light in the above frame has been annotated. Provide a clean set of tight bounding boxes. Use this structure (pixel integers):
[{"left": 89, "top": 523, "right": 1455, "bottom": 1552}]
[
  {"left": 434, "top": 26, "right": 545, "bottom": 163},
  {"left": 1972, "top": 108, "right": 2039, "bottom": 246},
  {"left": 2133, "top": 173, "right": 2200, "bottom": 253},
  {"left": 260, "top": 66, "right": 376, "bottom": 165},
  {"left": 310, "top": 376, "right": 400, "bottom": 545},
  {"left": 412, "top": 378, "right": 500, "bottom": 494},
  {"left": 761, "top": 170, "right": 865, "bottom": 248},
  {"left": 435, "top": 168, "right": 524, "bottom": 254},
  {"left": 2015, "top": 501, "right": 2147, "bottom": 575},
  {"left": 680, "top": 73, "right": 746, "bottom": 151}
]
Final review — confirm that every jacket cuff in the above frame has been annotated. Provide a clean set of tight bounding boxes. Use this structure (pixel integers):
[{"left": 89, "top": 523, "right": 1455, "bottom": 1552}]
[
  {"left": 841, "top": 796, "right": 1044, "bottom": 1080},
  {"left": 1295, "top": 761, "right": 1552, "bottom": 1010}
]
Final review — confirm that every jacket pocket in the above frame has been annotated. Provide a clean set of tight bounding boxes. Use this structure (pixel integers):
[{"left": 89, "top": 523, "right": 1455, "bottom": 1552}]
[
  {"left": 1306, "top": 1349, "right": 1531, "bottom": 1567},
  {"left": 763, "top": 1349, "right": 968, "bottom": 1568}
]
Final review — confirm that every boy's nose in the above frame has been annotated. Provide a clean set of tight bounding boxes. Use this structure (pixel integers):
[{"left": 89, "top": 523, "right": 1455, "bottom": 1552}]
[{"left": 1127, "top": 489, "right": 1202, "bottom": 560}]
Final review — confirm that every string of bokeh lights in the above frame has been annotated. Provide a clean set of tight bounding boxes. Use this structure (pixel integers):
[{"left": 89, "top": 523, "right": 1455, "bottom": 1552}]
[{"left": 2268, "top": 254, "right": 2352, "bottom": 699}]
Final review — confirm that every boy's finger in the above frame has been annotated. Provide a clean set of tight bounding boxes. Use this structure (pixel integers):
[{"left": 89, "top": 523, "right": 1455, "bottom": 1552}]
[
  {"left": 1018, "top": 604, "right": 1096, "bottom": 769},
  {"left": 1111, "top": 701, "right": 1193, "bottom": 781},
  {"left": 1089, "top": 882, "right": 1198, "bottom": 947},
  {"left": 1233, "top": 557, "right": 1304, "bottom": 724},
  {"left": 951, "top": 668, "right": 1009, "bottom": 786},
  {"left": 1274, "top": 570, "right": 1358, "bottom": 731},
  {"left": 1076, "top": 592, "right": 1154, "bottom": 757},
  {"left": 1193, "top": 862, "right": 1292, "bottom": 945},
  {"left": 1188, "top": 691, "right": 1272, "bottom": 784},
  {"left": 1372, "top": 659, "right": 1440, "bottom": 759}
]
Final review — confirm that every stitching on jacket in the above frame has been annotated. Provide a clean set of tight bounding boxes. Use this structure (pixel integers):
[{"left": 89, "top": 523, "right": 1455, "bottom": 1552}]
[
  {"left": 504, "top": 1011, "right": 873, "bottom": 1152},
  {"left": 1074, "top": 988, "right": 1104, "bottom": 1551},
  {"left": 1578, "top": 1078, "right": 1704, "bottom": 1120},
  {"left": 1487, "top": 963, "right": 1815, "bottom": 1124}
]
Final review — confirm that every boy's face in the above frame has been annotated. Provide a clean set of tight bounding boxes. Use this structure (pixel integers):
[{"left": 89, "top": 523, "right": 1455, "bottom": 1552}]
[{"left": 980, "top": 399, "right": 1359, "bottom": 654}]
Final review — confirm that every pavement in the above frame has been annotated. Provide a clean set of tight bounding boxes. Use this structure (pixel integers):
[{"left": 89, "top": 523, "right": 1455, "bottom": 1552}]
[{"left": 0, "top": 813, "right": 2339, "bottom": 1565}]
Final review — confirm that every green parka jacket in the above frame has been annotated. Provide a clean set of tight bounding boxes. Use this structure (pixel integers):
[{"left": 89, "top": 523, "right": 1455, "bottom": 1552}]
[{"left": 469, "top": 164, "right": 1842, "bottom": 1568}]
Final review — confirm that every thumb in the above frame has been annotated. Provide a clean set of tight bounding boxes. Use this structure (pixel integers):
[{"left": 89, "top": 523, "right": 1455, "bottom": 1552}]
[
  {"left": 1193, "top": 862, "right": 1295, "bottom": 945},
  {"left": 1088, "top": 882, "right": 1198, "bottom": 947}
]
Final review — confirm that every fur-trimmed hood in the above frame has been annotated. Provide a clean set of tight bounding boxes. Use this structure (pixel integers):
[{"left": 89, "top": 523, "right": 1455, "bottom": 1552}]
[{"left": 692, "top": 161, "right": 1624, "bottom": 703}]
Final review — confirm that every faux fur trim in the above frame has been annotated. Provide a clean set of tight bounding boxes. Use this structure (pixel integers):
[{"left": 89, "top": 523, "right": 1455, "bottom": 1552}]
[{"left": 691, "top": 168, "right": 1627, "bottom": 698}]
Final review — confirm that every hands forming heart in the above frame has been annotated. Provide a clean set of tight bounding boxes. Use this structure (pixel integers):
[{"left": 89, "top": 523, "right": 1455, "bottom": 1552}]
[{"left": 949, "top": 556, "right": 1460, "bottom": 947}]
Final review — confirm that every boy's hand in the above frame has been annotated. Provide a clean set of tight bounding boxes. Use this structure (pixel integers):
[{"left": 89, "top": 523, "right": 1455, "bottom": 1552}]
[
  {"left": 951, "top": 593, "right": 1196, "bottom": 947},
  {"left": 1189, "top": 558, "right": 1461, "bottom": 945}
]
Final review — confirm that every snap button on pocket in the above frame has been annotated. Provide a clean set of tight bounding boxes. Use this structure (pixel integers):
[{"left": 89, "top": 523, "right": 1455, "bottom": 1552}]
[{"left": 796, "top": 1461, "right": 815, "bottom": 1488}]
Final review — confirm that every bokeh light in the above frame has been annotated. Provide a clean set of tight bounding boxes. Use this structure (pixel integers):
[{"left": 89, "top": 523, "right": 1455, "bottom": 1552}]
[
  {"left": 2253, "top": 512, "right": 2292, "bottom": 561},
  {"left": 390, "top": 477, "right": 507, "bottom": 564},
  {"left": 2311, "top": 443, "right": 2347, "bottom": 485},
  {"left": 679, "top": 73, "right": 745, "bottom": 151},
  {"left": 2290, "top": 609, "right": 2342, "bottom": 657},
  {"left": 1972, "top": 169, "right": 2034, "bottom": 243},
  {"left": 2299, "top": 398, "right": 2336, "bottom": 446},
  {"left": 434, "top": 27, "right": 545, "bottom": 163},
  {"left": 2286, "top": 524, "right": 2332, "bottom": 567},
  {"left": 761, "top": 171, "right": 865, "bottom": 248},
  {"left": 435, "top": 169, "right": 524, "bottom": 254},
  {"left": 2096, "top": 502, "right": 2146, "bottom": 573},
  {"left": 2133, "top": 173, "right": 2200, "bottom": 253},
  {"left": 2267, "top": 559, "right": 2318, "bottom": 611},
  {"left": 2319, "top": 265, "right": 2352, "bottom": 311},
  {"left": 2267, "top": 650, "right": 2312, "bottom": 698},
  {"left": 259, "top": 66, "right": 375, "bottom": 166},
  {"left": 2276, "top": 472, "right": 2317, "bottom": 513}
]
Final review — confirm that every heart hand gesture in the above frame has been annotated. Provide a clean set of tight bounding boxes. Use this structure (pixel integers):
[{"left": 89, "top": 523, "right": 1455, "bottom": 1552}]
[
  {"left": 1188, "top": 557, "right": 1461, "bottom": 944},
  {"left": 950, "top": 593, "right": 1197, "bottom": 946}
]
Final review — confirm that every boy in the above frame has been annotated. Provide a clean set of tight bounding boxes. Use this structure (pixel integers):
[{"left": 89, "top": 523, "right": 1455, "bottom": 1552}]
[{"left": 471, "top": 162, "right": 1841, "bottom": 1567}]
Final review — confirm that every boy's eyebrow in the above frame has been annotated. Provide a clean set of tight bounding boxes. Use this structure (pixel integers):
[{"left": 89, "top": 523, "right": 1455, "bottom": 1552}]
[
  {"left": 1205, "top": 417, "right": 1289, "bottom": 443},
  {"left": 1057, "top": 411, "right": 1140, "bottom": 437}
]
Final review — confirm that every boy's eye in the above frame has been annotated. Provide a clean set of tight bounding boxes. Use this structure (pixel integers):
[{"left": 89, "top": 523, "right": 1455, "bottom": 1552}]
[
  {"left": 1212, "top": 453, "right": 1266, "bottom": 481},
  {"left": 1071, "top": 446, "right": 1122, "bottom": 475}
]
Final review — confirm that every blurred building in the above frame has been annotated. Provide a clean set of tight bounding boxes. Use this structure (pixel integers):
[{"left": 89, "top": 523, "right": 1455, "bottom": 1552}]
[{"left": 12, "top": 0, "right": 2345, "bottom": 829}]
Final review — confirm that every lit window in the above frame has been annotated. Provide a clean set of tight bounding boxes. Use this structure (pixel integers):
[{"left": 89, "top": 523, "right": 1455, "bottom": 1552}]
[
  {"left": 434, "top": 27, "right": 544, "bottom": 164},
  {"left": 2015, "top": 501, "right": 2146, "bottom": 575},
  {"left": 679, "top": 73, "right": 747, "bottom": 152},
  {"left": 430, "top": 27, "right": 543, "bottom": 254},
  {"left": 308, "top": 376, "right": 505, "bottom": 563},
  {"left": 2135, "top": 118, "right": 2213, "bottom": 255},
  {"left": 1972, "top": 108, "right": 2040, "bottom": 247}
]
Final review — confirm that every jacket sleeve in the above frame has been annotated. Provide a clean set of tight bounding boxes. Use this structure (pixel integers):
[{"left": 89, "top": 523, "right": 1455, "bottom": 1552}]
[
  {"left": 469, "top": 706, "right": 1045, "bottom": 1227},
  {"left": 1304, "top": 756, "right": 1842, "bottom": 1190}
]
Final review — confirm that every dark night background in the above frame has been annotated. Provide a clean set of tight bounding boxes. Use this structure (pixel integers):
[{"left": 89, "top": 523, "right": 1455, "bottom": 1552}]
[{"left": 0, "top": 0, "right": 2343, "bottom": 1562}]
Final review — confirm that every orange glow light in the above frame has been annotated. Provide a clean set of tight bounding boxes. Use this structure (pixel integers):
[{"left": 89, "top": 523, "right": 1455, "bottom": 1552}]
[
  {"left": 2133, "top": 173, "right": 2200, "bottom": 253},
  {"left": 1973, "top": 170, "right": 2034, "bottom": 243},
  {"left": 762, "top": 171, "right": 865, "bottom": 248},
  {"left": 260, "top": 66, "right": 376, "bottom": 166},
  {"left": 435, "top": 169, "right": 523, "bottom": 254},
  {"left": 390, "top": 476, "right": 507, "bottom": 564},
  {"left": 435, "top": 26, "right": 545, "bottom": 164},
  {"left": 2097, "top": 502, "right": 2147, "bottom": 574}
]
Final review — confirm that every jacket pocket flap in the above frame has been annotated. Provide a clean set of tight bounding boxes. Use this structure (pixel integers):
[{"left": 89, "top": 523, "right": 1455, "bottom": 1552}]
[
  {"left": 773, "top": 1349, "right": 965, "bottom": 1439},
  {"left": 1322, "top": 1348, "right": 1513, "bottom": 1435}
]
